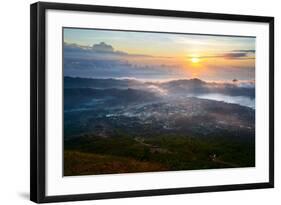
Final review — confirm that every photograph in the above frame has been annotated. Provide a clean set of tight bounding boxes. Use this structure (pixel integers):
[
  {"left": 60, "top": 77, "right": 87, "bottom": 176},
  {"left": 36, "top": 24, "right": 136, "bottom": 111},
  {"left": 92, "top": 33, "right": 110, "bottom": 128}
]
[
  {"left": 30, "top": 2, "right": 274, "bottom": 202},
  {"left": 63, "top": 28, "right": 256, "bottom": 176}
]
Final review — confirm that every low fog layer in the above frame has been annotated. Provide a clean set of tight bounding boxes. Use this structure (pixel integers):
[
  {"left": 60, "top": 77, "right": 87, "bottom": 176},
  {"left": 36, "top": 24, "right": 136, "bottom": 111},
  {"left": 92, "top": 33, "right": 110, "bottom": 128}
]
[{"left": 64, "top": 77, "right": 255, "bottom": 108}]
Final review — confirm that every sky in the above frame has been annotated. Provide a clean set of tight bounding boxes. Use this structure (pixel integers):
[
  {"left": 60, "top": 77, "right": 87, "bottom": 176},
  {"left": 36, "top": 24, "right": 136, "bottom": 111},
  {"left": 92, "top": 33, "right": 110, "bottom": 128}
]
[{"left": 63, "top": 28, "right": 255, "bottom": 82}]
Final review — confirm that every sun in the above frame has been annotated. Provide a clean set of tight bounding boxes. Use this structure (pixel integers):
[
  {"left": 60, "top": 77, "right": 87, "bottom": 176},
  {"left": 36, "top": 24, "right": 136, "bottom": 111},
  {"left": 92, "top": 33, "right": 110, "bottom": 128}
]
[{"left": 191, "top": 57, "right": 200, "bottom": 63}]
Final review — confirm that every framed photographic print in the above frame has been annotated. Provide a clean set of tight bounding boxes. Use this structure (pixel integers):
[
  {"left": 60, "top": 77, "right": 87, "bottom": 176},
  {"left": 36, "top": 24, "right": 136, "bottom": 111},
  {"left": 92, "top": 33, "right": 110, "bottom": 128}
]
[{"left": 30, "top": 2, "right": 274, "bottom": 203}]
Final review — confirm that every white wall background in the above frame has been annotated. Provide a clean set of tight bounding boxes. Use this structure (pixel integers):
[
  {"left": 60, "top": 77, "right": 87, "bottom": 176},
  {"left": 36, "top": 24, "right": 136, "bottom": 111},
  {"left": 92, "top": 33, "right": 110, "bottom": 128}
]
[{"left": 0, "top": 0, "right": 279, "bottom": 204}]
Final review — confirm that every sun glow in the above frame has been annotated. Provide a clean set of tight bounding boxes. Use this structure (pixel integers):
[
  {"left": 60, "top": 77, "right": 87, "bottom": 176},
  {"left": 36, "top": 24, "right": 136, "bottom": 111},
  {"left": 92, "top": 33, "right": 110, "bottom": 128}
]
[{"left": 191, "top": 57, "right": 200, "bottom": 63}]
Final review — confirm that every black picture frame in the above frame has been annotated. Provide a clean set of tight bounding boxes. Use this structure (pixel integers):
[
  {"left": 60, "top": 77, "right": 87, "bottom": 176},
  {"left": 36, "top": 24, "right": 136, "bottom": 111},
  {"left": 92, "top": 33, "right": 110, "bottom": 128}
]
[{"left": 30, "top": 2, "right": 274, "bottom": 203}]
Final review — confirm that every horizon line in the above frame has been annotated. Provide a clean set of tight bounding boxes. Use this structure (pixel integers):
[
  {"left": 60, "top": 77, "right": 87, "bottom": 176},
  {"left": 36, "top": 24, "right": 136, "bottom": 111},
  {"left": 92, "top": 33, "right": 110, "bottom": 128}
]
[{"left": 64, "top": 75, "right": 255, "bottom": 84}]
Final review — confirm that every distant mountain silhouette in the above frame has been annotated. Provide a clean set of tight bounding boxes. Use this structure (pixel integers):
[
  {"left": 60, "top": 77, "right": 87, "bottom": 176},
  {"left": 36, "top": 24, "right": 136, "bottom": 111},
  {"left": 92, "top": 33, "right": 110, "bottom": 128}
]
[
  {"left": 161, "top": 78, "right": 255, "bottom": 98},
  {"left": 64, "top": 87, "right": 160, "bottom": 109},
  {"left": 64, "top": 76, "right": 255, "bottom": 98}
]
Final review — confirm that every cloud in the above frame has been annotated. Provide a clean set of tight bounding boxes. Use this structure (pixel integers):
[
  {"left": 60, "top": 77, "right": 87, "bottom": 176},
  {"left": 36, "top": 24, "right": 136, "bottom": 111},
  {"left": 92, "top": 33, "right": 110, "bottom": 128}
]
[
  {"left": 146, "top": 85, "right": 168, "bottom": 96},
  {"left": 231, "top": 50, "right": 255, "bottom": 53},
  {"left": 196, "top": 49, "right": 255, "bottom": 60},
  {"left": 92, "top": 42, "right": 114, "bottom": 53},
  {"left": 222, "top": 50, "right": 255, "bottom": 59},
  {"left": 64, "top": 42, "right": 183, "bottom": 79},
  {"left": 63, "top": 42, "right": 90, "bottom": 52},
  {"left": 64, "top": 42, "right": 123, "bottom": 56},
  {"left": 64, "top": 42, "right": 172, "bottom": 59},
  {"left": 223, "top": 52, "right": 249, "bottom": 59}
]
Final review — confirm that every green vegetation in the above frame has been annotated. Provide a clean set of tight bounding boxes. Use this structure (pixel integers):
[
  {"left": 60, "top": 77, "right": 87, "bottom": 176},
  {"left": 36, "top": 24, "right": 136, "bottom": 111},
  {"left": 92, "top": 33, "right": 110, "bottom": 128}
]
[
  {"left": 64, "top": 150, "right": 168, "bottom": 176},
  {"left": 64, "top": 134, "right": 255, "bottom": 176}
]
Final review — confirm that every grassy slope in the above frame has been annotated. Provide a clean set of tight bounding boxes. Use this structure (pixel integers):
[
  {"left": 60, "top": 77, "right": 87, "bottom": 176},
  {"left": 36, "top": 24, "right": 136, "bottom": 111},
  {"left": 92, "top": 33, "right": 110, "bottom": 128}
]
[
  {"left": 64, "top": 134, "right": 255, "bottom": 176},
  {"left": 64, "top": 150, "right": 169, "bottom": 176}
]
